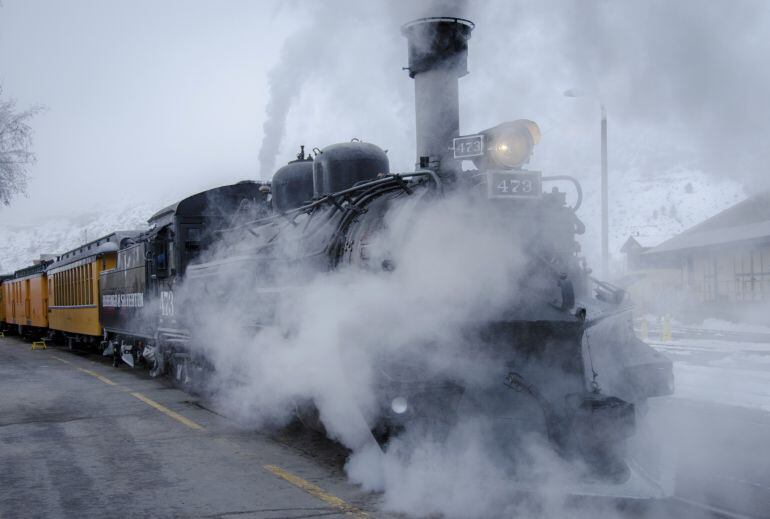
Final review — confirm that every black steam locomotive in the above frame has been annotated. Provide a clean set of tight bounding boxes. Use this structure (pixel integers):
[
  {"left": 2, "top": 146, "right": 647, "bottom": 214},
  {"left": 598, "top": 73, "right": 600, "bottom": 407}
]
[
  {"left": 97, "top": 182, "right": 267, "bottom": 367},
  {"left": 100, "top": 18, "right": 673, "bottom": 488}
]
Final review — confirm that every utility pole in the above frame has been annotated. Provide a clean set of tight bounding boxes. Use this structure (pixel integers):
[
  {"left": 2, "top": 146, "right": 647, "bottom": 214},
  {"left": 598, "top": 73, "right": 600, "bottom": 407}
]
[
  {"left": 601, "top": 105, "right": 608, "bottom": 279},
  {"left": 564, "top": 89, "right": 610, "bottom": 279}
]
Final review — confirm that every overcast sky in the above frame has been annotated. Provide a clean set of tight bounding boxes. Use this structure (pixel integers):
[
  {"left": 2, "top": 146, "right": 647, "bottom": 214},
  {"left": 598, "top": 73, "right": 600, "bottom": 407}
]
[{"left": 1, "top": 0, "right": 768, "bottom": 226}]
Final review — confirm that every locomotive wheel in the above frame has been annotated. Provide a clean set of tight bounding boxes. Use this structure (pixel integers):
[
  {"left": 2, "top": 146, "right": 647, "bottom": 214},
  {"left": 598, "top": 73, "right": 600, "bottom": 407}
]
[
  {"left": 112, "top": 345, "right": 120, "bottom": 368},
  {"left": 293, "top": 401, "right": 327, "bottom": 436},
  {"left": 147, "top": 348, "right": 166, "bottom": 378},
  {"left": 371, "top": 422, "right": 402, "bottom": 446},
  {"left": 170, "top": 353, "right": 207, "bottom": 392},
  {"left": 170, "top": 355, "right": 188, "bottom": 386}
]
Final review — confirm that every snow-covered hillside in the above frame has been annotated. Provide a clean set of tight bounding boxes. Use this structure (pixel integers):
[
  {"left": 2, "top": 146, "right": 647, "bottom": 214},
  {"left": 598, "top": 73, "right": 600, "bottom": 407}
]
[
  {"left": 0, "top": 202, "right": 156, "bottom": 273},
  {"left": 574, "top": 166, "right": 745, "bottom": 271},
  {"left": 610, "top": 167, "right": 744, "bottom": 247}
]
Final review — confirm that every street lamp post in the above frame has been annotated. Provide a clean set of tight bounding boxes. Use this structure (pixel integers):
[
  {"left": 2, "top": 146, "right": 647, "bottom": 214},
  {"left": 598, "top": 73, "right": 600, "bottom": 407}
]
[
  {"left": 564, "top": 89, "right": 609, "bottom": 279},
  {"left": 600, "top": 104, "right": 608, "bottom": 279}
]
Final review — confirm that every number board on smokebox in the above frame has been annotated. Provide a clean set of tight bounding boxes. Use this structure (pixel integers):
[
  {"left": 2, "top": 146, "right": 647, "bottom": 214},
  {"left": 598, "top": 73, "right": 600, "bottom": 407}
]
[
  {"left": 453, "top": 134, "right": 485, "bottom": 159},
  {"left": 487, "top": 170, "right": 542, "bottom": 199}
]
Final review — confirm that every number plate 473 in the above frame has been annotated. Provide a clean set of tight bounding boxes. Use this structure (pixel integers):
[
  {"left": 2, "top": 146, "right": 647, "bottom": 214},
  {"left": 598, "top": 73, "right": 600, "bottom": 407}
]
[{"left": 487, "top": 170, "right": 542, "bottom": 199}]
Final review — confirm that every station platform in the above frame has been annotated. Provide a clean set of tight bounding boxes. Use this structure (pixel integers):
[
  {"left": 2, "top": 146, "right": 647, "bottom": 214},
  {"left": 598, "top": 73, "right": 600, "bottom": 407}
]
[{"left": 0, "top": 335, "right": 378, "bottom": 518}]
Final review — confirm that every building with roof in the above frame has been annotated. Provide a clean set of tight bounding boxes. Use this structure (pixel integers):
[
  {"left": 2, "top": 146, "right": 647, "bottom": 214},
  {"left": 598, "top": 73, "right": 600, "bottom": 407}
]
[
  {"left": 619, "top": 235, "right": 683, "bottom": 317},
  {"left": 620, "top": 235, "right": 679, "bottom": 272},
  {"left": 622, "top": 192, "right": 770, "bottom": 322}
]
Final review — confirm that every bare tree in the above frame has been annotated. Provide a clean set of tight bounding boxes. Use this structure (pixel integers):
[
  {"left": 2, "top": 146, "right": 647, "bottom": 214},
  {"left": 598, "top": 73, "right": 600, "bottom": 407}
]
[{"left": 0, "top": 87, "right": 43, "bottom": 205}]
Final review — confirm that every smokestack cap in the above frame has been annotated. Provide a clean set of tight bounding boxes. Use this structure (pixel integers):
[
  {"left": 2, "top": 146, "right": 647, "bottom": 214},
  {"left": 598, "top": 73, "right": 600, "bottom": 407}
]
[{"left": 401, "top": 17, "right": 474, "bottom": 78}]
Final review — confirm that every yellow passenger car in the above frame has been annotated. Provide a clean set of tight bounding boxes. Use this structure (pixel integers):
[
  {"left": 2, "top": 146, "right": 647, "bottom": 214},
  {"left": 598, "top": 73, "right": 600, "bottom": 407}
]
[
  {"left": 5, "top": 262, "right": 51, "bottom": 335},
  {"left": 47, "top": 232, "right": 142, "bottom": 344},
  {"left": 0, "top": 275, "right": 12, "bottom": 328}
]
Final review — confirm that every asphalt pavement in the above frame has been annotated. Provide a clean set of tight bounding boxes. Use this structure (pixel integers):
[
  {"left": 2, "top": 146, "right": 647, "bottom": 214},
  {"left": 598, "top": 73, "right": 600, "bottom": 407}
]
[
  {"left": 646, "top": 335, "right": 770, "bottom": 519},
  {"left": 1, "top": 334, "right": 765, "bottom": 519},
  {"left": 0, "top": 335, "right": 379, "bottom": 519}
]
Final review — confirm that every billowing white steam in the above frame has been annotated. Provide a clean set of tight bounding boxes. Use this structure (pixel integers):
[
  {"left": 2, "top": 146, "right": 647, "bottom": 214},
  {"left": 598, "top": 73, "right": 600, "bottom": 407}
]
[
  {"left": 186, "top": 190, "right": 527, "bottom": 425},
  {"left": 255, "top": 9, "right": 328, "bottom": 179},
  {"left": 256, "top": 0, "right": 470, "bottom": 180},
  {"left": 174, "top": 189, "right": 666, "bottom": 517}
]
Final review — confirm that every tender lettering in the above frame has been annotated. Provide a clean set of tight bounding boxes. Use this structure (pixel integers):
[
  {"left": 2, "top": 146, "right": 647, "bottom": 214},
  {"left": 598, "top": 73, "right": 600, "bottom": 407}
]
[{"left": 102, "top": 293, "right": 144, "bottom": 308}]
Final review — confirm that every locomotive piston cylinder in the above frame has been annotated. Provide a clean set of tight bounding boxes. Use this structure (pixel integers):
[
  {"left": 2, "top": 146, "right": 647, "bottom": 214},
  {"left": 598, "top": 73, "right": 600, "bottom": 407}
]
[{"left": 402, "top": 17, "right": 474, "bottom": 175}]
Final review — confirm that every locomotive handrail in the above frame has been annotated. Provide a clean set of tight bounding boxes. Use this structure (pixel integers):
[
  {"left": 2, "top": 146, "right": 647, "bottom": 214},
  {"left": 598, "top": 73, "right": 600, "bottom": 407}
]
[
  {"left": 209, "top": 172, "right": 439, "bottom": 260},
  {"left": 412, "top": 169, "right": 443, "bottom": 194},
  {"left": 219, "top": 171, "right": 442, "bottom": 235},
  {"left": 314, "top": 171, "right": 439, "bottom": 201},
  {"left": 326, "top": 181, "right": 412, "bottom": 259},
  {"left": 541, "top": 175, "right": 583, "bottom": 212},
  {"left": 590, "top": 276, "right": 627, "bottom": 304}
]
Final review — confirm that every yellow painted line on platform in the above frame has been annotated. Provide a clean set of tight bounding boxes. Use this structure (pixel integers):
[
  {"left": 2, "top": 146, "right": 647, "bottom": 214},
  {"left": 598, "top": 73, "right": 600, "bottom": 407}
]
[
  {"left": 263, "top": 464, "right": 368, "bottom": 518},
  {"left": 52, "top": 355, "right": 117, "bottom": 386},
  {"left": 51, "top": 355, "right": 203, "bottom": 431},
  {"left": 130, "top": 391, "right": 204, "bottom": 431},
  {"left": 76, "top": 367, "right": 116, "bottom": 386}
]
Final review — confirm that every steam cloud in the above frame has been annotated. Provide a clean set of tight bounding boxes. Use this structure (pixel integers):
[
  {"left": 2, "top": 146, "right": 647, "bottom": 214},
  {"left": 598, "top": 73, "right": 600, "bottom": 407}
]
[
  {"left": 180, "top": 193, "right": 530, "bottom": 514},
  {"left": 256, "top": 0, "right": 470, "bottom": 179},
  {"left": 255, "top": 3, "right": 328, "bottom": 179},
  {"left": 520, "top": 0, "right": 770, "bottom": 184},
  {"left": 258, "top": 0, "right": 769, "bottom": 190},
  {"left": 171, "top": 189, "right": 670, "bottom": 517},
  {"left": 227, "top": 0, "right": 768, "bottom": 516}
]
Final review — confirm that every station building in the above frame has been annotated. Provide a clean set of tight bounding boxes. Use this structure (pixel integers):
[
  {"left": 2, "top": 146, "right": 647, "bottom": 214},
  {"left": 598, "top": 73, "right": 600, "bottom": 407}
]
[{"left": 622, "top": 192, "right": 770, "bottom": 323}]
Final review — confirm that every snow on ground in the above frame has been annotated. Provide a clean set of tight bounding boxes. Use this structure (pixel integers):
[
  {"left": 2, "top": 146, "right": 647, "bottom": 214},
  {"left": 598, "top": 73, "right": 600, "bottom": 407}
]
[
  {"left": 699, "top": 318, "right": 770, "bottom": 335},
  {"left": 651, "top": 337, "right": 770, "bottom": 413},
  {"left": 673, "top": 363, "right": 770, "bottom": 412}
]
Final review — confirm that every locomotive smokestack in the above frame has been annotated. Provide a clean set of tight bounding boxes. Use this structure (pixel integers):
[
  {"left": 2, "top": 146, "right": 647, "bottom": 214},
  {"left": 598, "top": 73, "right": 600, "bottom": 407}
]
[{"left": 402, "top": 17, "right": 474, "bottom": 175}]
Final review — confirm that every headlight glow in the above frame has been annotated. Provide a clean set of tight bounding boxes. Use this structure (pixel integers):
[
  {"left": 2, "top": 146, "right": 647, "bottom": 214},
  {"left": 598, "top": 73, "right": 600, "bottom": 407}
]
[
  {"left": 391, "top": 396, "right": 408, "bottom": 414},
  {"left": 480, "top": 119, "right": 541, "bottom": 170}
]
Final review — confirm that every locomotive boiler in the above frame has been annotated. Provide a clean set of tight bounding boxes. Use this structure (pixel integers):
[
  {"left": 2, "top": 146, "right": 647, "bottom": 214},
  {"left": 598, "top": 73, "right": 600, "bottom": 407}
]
[{"left": 161, "top": 16, "right": 674, "bottom": 491}]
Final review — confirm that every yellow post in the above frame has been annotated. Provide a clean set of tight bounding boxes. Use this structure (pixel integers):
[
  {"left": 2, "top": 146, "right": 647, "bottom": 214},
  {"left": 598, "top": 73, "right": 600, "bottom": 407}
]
[{"left": 661, "top": 316, "right": 672, "bottom": 342}]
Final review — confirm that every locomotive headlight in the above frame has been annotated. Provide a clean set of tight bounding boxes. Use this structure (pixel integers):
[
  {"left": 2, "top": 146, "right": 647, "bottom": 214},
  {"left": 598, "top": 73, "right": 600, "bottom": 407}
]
[
  {"left": 481, "top": 119, "right": 541, "bottom": 170},
  {"left": 391, "top": 396, "right": 408, "bottom": 414}
]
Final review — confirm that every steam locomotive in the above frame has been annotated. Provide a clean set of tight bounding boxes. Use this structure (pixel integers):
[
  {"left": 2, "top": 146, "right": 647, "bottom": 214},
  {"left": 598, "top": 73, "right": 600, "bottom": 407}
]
[
  {"left": 0, "top": 17, "right": 673, "bottom": 493},
  {"left": 178, "top": 17, "right": 670, "bottom": 486}
]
